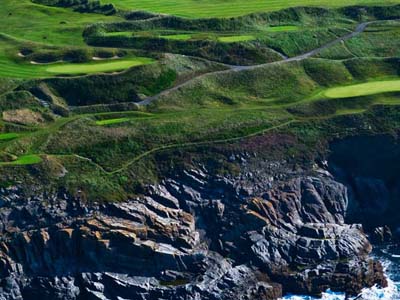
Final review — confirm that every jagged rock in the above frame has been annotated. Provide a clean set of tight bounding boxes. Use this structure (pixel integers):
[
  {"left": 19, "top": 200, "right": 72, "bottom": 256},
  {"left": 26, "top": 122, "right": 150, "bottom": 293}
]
[
  {"left": 370, "top": 226, "right": 393, "bottom": 244},
  {"left": 0, "top": 158, "right": 388, "bottom": 299}
]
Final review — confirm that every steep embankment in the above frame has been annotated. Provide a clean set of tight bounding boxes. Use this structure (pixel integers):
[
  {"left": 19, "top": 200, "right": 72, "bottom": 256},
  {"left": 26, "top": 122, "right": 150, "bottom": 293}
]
[{"left": 329, "top": 135, "right": 400, "bottom": 231}]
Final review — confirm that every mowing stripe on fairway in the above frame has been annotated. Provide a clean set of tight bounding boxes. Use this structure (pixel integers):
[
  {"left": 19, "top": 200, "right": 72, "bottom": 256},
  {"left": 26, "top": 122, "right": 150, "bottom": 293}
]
[{"left": 324, "top": 79, "right": 400, "bottom": 98}]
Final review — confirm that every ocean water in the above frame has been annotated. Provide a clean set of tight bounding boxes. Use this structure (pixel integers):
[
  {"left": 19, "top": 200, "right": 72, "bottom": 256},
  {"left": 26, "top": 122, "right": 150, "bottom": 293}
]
[{"left": 280, "top": 245, "right": 400, "bottom": 300}]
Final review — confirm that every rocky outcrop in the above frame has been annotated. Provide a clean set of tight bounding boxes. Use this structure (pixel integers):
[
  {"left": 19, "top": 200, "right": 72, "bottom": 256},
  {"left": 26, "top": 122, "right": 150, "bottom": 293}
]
[{"left": 0, "top": 157, "right": 387, "bottom": 299}]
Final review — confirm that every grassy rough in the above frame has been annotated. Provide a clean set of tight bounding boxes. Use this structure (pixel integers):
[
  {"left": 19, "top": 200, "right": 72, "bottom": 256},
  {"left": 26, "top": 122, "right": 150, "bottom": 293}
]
[
  {"left": 37, "top": 54, "right": 227, "bottom": 106},
  {"left": 318, "top": 21, "right": 400, "bottom": 59},
  {"left": 1, "top": 2, "right": 400, "bottom": 202}
]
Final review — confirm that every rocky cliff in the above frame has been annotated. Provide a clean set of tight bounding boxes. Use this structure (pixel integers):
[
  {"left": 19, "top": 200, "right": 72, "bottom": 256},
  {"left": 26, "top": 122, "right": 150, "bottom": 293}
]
[{"left": 0, "top": 135, "right": 393, "bottom": 300}]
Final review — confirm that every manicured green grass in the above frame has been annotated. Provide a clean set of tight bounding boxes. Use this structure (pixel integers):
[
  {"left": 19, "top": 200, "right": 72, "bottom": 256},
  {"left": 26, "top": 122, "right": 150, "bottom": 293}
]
[
  {"left": 106, "top": 31, "right": 257, "bottom": 43},
  {"left": 96, "top": 117, "right": 131, "bottom": 125},
  {"left": 218, "top": 35, "right": 256, "bottom": 43},
  {"left": 0, "top": 37, "right": 154, "bottom": 78},
  {"left": 1, "top": 0, "right": 400, "bottom": 203},
  {"left": 161, "top": 34, "right": 193, "bottom": 41},
  {"left": 0, "top": 154, "right": 42, "bottom": 166},
  {"left": 45, "top": 58, "right": 154, "bottom": 75},
  {"left": 1, "top": 0, "right": 120, "bottom": 46},
  {"left": 104, "top": 32, "right": 135, "bottom": 38},
  {"left": 0, "top": 55, "right": 154, "bottom": 78},
  {"left": 0, "top": 1, "right": 141, "bottom": 79},
  {"left": 94, "top": 111, "right": 156, "bottom": 126},
  {"left": 162, "top": 34, "right": 256, "bottom": 42},
  {"left": 109, "top": 0, "right": 400, "bottom": 18},
  {"left": 0, "top": 133, "right": 19, "bottom": 141},
  {"left": 267, "top": 26, "right": 300, "bottom": 32},
  {"left": 324, "top": 79, "right": 400, "bottom": 98}
]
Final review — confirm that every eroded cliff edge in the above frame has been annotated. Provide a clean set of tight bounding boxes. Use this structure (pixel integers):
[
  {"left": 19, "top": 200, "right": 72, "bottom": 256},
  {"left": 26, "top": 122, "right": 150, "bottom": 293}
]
[{"left": 1, "top": 129, "right": 399, "bottom": 299}]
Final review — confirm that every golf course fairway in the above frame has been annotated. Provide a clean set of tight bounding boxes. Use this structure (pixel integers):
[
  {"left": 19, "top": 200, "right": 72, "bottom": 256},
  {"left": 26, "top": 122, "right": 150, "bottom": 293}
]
[
  {"left": 324, "top": 79, "right": 400, "bottom": 98},
  {"left": 45, "top": 58, "right": 154, "bottom": 75}
]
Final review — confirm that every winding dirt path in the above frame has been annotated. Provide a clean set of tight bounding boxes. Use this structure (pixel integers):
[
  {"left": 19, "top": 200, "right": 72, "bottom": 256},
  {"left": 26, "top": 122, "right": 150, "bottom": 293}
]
[{"left": 137, "top": 21, "right": 378, "bottom": 106}]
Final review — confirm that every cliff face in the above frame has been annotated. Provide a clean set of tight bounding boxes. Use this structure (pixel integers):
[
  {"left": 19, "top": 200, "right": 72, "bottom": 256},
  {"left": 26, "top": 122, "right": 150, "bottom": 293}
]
[
  {"left": 0, "top": 139, "right": 392, "bottom": 299},
  {"left": 329, "top": 134, "right": 400, "bottom": 230}
]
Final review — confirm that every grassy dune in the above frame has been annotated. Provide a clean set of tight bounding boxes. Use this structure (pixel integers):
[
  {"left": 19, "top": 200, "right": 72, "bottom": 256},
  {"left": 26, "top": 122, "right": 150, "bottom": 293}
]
[
  {"left": 109, "top": 0, "right": 400, "bottom": 17},
  {"left": 325, "top": 79, "right": 400, "bottom": 98}
]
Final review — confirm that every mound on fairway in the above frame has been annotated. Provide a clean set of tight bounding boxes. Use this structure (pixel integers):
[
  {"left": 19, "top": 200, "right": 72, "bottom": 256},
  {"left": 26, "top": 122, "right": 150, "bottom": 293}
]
[
  {"left": 324, "top": 79, "right": 400, "bottom": 99},
  {"left": 46, "top": 58, "right": 154, "bottom": 75}
]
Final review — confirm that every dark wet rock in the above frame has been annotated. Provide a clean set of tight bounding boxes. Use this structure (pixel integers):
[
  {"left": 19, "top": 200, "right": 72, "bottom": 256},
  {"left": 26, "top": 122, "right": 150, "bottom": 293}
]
[
  {"left": 0, "top": 157, "right": 388, "bottom": 299},
  {"left": 370, "top": 226, "right": 393, "bottom": 244}
]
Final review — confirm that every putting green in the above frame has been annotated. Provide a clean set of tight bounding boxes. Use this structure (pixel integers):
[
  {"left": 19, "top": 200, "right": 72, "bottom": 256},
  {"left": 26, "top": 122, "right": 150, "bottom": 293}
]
[
  {"left": 161, "top": 34, "right": 193, "bottom": 40},
  {"left": 96, "top": 117, "right": 131, "bottom": 126},
  {"left": 218, "top": 35, "right": 256, "bottom": 43},
  {"left": 46, "top": 58, "right": 154, "bottom": 75},
  {"left": 324, "top": 80, "right": 400, "bottom": 98},
  {"left": 267, "top": 26, "right": 299, "bottom": 32},
  {"left": 0, "top": 37, "right": 154, "bottom": 78}
]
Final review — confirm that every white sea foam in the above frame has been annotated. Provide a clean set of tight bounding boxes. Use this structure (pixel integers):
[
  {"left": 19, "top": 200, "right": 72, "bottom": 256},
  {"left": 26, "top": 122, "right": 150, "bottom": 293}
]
[
  {"left": 355, "top": 279, "right": 398, "bottom": 299},
  {"left": 280, "top": 290, "right": 345, "bottom": 300},
  {"left": 280, "top": 283, "right": 398, "bottom": 300},
  {"left": 280, "top": 259, "right": 399, "bottom": 300}
]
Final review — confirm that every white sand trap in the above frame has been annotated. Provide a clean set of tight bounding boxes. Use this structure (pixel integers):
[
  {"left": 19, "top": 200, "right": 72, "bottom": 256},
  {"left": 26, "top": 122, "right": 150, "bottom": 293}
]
[
  {"left": 92, "top": 55, "right": 120, "bottom": 61},
  {"left": 30, "top": 60, "right": 64, "bottom": 65}
]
